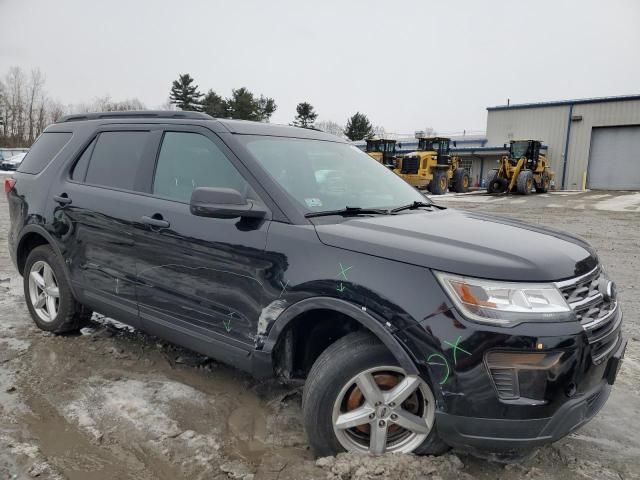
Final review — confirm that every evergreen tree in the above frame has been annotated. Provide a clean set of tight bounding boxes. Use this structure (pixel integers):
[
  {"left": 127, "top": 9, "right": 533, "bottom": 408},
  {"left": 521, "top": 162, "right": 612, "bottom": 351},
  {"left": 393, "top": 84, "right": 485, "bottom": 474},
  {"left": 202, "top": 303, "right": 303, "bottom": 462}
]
[
  {"left": 169, "top": 73, "right": 203, "bottom": 111},
  {"left": 292, "top": 102, "right": 318, "bottom": 128},
  {"left": 344, "top": 112, "right": 374, "bottom": 141},
  {"left": 202, "top": 89, "right": 228, "bottom": 117},
  {"left": 226, "top": 87, "right": 276, "bottom": 121}
]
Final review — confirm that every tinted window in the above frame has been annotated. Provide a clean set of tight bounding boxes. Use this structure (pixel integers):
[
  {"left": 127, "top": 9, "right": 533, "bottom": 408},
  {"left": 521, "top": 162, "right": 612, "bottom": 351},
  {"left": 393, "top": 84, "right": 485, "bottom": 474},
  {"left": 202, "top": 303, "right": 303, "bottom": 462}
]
[
  {"left": 71, "top": 138, "right": 96, "bottom": 182},
  {"left": 85, "top": 131, "right": 150, "bottom": 190},
  {"left": 18, "top": 132, "right": 72, "bottom": 174},
  {"left": 153, "top": 132, "right": 249, "bottom": 203}
]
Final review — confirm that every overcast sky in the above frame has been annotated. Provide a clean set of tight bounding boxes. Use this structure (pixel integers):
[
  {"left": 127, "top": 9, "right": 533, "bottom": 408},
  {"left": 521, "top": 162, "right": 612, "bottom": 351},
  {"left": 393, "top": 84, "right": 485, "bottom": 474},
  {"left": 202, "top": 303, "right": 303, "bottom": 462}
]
[{"left": 1, "top": 0, "right": 639, "bottom": 135}]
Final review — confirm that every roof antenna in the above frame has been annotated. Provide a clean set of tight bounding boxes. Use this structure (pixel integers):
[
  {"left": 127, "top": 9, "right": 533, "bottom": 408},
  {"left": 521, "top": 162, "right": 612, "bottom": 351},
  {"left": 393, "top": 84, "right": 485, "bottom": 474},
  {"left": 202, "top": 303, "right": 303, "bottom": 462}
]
[{"left": 507, "top": 98, "right": 510, "bottom": 107}]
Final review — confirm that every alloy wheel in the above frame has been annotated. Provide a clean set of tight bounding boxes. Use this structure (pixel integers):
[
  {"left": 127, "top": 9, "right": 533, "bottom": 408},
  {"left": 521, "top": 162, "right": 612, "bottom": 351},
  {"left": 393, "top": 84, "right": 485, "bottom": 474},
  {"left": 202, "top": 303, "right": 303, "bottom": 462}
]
[
  {"left": 28, "top": 260, "right": 60, "bottom": 323},
  {"left": 332, "top": 366, "right": 435, "bottom": 454}
]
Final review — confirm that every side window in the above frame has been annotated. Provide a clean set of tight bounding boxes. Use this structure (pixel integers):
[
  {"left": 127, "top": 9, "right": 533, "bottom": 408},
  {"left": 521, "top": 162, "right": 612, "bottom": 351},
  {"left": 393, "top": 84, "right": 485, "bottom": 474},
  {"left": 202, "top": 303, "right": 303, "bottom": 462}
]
[
  {"left": 71, "top": 138, "right": 96, "bottom": 182},
  {"left": 85, "top": 131, "right": 150, "bottom": 191},
  {"left": 17, "top": 132, "right": 72, "bottom": 174},
  {"left": 153, "top": 132, "right": 249, "bottom": 203}
]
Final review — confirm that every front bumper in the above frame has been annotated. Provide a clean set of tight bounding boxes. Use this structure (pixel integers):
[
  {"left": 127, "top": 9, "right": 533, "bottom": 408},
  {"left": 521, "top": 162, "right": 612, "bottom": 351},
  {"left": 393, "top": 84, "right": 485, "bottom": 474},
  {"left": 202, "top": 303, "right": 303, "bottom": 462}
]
[
  {"left": 434, "top": 335, "right": 626, "bottom": 451},
  {"left": 398, "top": 301, "right": 626, "bottom": 452},
  {"left": 436, "top": 377, "right": 610, "bottom": 451}
]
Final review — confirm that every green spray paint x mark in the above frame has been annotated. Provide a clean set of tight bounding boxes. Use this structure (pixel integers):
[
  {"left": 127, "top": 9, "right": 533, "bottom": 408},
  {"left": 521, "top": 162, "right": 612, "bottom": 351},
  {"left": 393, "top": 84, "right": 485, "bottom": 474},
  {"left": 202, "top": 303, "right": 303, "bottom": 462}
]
[
  {"left": 338, "top": 262, "right": 353, "bottom": 280},
  {"left": 444, "top": 336, "right": 471, "bottom": 365}
]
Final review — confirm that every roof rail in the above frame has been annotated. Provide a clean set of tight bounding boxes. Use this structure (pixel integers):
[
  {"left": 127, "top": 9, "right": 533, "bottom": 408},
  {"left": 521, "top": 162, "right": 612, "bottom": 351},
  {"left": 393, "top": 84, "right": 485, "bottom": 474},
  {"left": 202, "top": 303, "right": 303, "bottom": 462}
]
[{"left": 56, "top": 110, "right": 213, "bottom": 123}]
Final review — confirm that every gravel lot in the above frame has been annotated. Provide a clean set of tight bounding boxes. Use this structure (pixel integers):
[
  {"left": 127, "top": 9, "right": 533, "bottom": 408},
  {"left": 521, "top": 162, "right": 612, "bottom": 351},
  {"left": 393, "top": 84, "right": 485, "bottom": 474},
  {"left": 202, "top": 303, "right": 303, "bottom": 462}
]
[{"left": 1, "top": 189, "right": 638, "bottom": 480}]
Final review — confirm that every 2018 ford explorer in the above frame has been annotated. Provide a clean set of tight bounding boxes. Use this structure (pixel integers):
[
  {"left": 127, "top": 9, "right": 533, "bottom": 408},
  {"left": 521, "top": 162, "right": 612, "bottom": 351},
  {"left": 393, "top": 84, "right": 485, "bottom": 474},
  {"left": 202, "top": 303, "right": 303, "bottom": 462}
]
[{"left": 5, "top": 111, "right": 627, "bottom": 457}]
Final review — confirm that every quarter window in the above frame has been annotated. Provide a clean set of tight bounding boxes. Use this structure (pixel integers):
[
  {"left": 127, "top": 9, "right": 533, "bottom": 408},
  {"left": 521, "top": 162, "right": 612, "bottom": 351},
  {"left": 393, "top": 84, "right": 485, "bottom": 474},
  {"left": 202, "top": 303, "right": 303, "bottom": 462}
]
[
  {"left": 17, "top": 132, "right": 72, "bottom": 174},
  {"left": 153, "top": 132, "right": 249, "bottom": 203},
  {"left": 84, "top": 131, "right": 150, "bottom": 191},
  {"left": 71, "top": 138, "right": 96, "bottom": 182}
]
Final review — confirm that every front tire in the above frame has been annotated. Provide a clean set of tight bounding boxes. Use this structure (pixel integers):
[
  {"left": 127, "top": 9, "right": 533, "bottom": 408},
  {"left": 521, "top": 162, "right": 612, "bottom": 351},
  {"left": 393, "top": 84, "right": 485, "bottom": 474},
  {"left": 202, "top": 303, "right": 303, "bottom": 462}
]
[
  {"left": 517, "top": 170, "right": 534, "bottom": 195},
  {"left": 302, "top": 332, "right": 448, "bottom": 457},
  {"left": 535, "top": 171, "right": 550, "bottom": 193},
  {"left": 453, "top": 168, "right": 470, "bottom": 193},
  {"left": 430, "top": 170, "right": 448, "bottom": 195},
  {"left": 24, "top": 245, "right": 91, "bottom": 333}
]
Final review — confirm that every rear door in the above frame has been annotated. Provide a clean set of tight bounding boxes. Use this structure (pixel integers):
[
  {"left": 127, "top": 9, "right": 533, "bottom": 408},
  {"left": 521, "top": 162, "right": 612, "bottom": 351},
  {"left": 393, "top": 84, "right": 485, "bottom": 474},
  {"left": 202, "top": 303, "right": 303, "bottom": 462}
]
[
  {"left": 50, "top": 126, "right": 161, "bottom": 326},
  {"left": 131, "top": 126, "right": 273, "bottom": 365}
]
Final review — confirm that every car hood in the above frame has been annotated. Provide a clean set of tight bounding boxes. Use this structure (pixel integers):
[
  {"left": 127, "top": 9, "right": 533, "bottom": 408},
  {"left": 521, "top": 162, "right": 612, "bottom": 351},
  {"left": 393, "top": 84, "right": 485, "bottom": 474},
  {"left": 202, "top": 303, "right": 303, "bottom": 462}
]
[{"left": 313, "top": 208, "right": 597, "bottom": 282}]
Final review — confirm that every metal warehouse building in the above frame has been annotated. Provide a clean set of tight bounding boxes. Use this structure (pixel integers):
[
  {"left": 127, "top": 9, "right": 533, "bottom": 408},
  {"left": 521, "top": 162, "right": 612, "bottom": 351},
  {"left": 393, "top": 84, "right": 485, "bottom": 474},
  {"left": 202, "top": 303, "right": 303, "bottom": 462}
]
[{"left": 486, "top": 95, "right": 640, "bottom": 190}]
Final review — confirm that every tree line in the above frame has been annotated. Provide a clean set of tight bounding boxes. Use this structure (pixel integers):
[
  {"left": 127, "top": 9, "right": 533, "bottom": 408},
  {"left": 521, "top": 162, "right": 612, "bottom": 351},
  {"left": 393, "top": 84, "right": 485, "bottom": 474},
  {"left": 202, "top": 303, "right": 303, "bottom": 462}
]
[
  {"left": 168, "top": 73, "right": 381, "bottom": 140},
  {"left": 0, "top": 66, "right": 387, "bottom": 148}
]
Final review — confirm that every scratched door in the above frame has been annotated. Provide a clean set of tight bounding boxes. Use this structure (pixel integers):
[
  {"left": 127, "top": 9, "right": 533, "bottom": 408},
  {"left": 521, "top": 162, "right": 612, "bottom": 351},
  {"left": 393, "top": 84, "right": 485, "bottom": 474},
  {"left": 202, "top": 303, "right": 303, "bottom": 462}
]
[{"left": 132, "top": 129, "right": 272, "bottom": 349}]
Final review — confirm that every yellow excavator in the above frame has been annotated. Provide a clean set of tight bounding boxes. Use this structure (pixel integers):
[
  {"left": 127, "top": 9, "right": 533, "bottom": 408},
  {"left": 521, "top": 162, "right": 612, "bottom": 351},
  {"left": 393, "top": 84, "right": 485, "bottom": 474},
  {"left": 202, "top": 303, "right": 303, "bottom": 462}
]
[
  {"left": 365, "top": 138, "right": 398, "bottom": 168},
  {"left": 394, "top": 137, "right": 469, "bottom": 194},
  {"left": 487, "top": 140, "right": 554, "bottom": 195}
]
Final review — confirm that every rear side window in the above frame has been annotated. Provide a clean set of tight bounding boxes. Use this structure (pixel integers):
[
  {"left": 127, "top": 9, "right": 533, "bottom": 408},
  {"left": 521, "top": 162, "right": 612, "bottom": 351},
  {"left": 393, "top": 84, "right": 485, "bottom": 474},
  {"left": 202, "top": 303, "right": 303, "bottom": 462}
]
[
  {"left": 18, "top": 132, "right": 72, "bottom": 174},
  {"left": 85, "top": 131, "right": 150, "bottom": 191}
]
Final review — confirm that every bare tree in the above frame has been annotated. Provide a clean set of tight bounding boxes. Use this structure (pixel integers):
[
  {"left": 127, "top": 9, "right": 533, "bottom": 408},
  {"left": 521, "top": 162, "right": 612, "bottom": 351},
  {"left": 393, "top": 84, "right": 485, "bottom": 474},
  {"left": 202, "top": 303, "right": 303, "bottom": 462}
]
[
  {"left": 373, "top": 125, "right": 387, "bottom": 138},
  {"left": 0, "top": 65, "right": 146, "bottom": 147},
  {"left": 46, "top": 99, "right": 66, "bottom": 125},
  {"left": 315, "top": 120, "right": 345, "bottom": 137},
  {"left": 4, "top": 67, "right": 27, "bottom": 141},
  {"left": 26, "top": 68, "right": 45, "bottom": 142}
]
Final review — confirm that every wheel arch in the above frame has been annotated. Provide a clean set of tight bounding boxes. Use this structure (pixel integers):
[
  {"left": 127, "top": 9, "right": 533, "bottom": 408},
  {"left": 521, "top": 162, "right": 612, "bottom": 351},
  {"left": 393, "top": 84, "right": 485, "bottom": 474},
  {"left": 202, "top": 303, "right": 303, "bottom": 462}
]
[
  {"left": 16, "top": 226, "right": 78, "bottom": 297},
  {"left": 260, "top": 297, "right": 419, "bottom": 378}
]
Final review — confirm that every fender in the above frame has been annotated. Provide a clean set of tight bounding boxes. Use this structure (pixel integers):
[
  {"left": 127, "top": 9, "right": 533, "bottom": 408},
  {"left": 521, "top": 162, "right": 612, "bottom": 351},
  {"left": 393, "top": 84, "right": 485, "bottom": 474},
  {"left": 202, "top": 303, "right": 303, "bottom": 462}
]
[
  {"left": 256, "top": 296, "right": 419, "bottom": 376},
  {"left": 16, "top": 225, "right": 79, "bottom": 299}
]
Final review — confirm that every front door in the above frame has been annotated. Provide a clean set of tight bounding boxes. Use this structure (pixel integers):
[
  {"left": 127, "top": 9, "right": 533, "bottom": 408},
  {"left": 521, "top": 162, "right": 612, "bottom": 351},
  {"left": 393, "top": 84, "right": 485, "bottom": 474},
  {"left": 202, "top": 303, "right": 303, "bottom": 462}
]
[{"left": 132, "top": 127, "right": 272, "bottom": 363}]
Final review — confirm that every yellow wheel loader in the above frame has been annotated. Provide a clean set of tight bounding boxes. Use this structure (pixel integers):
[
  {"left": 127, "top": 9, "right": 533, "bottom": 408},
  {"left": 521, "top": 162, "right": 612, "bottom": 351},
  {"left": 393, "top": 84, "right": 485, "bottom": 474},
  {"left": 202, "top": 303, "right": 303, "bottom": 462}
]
[
  {"left": 365, "top": 138, "right": 398, "bottom": 168},
  {"left": 394, "top": 137, "right": 469, "bottom": 194},
  {"left": 487, "top": 140, "right": 554, "bottom": 195}
]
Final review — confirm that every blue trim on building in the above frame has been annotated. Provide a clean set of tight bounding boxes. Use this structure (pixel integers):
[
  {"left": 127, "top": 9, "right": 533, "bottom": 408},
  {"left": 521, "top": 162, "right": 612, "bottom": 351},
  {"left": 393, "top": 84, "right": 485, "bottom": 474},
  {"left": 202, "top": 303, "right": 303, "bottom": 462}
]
[
  {"left": 487, "top": 94, "right": 640, "bottom": 111},
  {"left": 561, "top": 104, "right": 574, "bottom": 189}
]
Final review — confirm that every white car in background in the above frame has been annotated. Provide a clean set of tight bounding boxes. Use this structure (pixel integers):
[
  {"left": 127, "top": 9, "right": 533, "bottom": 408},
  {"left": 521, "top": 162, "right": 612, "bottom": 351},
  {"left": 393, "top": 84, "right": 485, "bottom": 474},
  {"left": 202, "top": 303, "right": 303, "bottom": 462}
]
[{"left": 1, "top": 152, "right": 27, "bottom": 171}]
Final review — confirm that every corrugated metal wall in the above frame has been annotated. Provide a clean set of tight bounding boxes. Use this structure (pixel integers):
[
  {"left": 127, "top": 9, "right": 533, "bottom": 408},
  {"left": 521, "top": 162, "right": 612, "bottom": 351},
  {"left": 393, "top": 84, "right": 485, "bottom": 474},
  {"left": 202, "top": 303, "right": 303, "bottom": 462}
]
[
  {"left": 566, "top": 100, "right": 640, "bottom": 189},
  {"left": 486, "top": 99, "right": 640, "bottom": 190},
  {"left": 486, "top": 106, "right": 569, "bottom": 187}
]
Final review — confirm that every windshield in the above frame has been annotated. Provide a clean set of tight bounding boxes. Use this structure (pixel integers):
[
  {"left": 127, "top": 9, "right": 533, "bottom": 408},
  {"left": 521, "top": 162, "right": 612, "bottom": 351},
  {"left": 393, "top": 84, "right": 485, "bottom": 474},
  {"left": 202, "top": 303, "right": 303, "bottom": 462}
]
[
  {"left": 418, "top": 139, "right": 448, "bottom": 153},
  {"left": 510, "top": 141, "right": 529, "bottom": 159},
  {"left": 240, "top": 136, "right": 426, "bottom": 213}
]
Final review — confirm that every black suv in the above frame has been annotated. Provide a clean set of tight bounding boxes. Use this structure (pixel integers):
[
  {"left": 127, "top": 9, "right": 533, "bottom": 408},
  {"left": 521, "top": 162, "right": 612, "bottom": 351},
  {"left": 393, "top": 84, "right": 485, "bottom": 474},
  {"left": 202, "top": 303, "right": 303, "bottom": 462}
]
[{"left": 6, "top": 111, "right": 626, "bottom": 457}]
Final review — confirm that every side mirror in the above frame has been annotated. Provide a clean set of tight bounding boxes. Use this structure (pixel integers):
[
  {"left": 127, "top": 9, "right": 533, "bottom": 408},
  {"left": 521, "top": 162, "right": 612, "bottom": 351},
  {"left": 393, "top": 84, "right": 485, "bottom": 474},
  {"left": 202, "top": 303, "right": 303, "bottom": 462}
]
[
  {"left": 190, "top": 187, "right": 267, "bottom": 219},
  {"left": 453, "top": 141, "right": 457, "bottom": 147},
  {"left": 503, "top": 143, "right": 508, "bottom": 149}
]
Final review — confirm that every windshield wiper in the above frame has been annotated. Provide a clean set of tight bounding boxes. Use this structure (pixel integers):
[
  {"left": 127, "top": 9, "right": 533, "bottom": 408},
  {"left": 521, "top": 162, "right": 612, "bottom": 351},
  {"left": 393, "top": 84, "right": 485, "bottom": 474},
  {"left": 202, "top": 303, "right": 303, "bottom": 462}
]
[
  {"left": 305, "top": 206, "right": 390, "bottom": 218},
  {"left": 390, "top": 201, "right": 435, "bottom": 213}
]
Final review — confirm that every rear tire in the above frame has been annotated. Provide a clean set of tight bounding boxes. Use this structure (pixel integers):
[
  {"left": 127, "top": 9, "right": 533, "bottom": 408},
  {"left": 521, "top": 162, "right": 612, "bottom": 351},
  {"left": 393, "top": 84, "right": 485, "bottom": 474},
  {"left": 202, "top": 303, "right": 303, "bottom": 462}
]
[
  {"left": 302, "top": 332, "right": 449, "bottom": 457},
  {"left": 23, "top": 245, "right": 91, "bottom": 334},
  {"left": 516, "top": 170, "right": 534, "bottom": 195},
  {"left": 430, "top": 170, "right": 448, "bottom": 195},
  {"left": 453, "top": 169, "right": 470, "bottom": 193}
]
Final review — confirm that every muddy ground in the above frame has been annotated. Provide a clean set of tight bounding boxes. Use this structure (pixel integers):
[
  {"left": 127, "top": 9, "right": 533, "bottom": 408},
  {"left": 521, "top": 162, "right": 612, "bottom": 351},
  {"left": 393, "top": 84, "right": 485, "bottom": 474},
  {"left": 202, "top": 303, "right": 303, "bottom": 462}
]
[{"left": 0, "top": 190, "right": 639, "bottom": 480}]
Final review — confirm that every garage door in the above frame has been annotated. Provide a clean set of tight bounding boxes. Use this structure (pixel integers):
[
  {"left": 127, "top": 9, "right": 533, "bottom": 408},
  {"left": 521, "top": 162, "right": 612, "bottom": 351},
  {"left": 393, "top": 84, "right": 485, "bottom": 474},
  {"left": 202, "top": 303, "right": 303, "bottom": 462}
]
[{"left": 588, "top": 126, "right": 640, "bottom": 190}]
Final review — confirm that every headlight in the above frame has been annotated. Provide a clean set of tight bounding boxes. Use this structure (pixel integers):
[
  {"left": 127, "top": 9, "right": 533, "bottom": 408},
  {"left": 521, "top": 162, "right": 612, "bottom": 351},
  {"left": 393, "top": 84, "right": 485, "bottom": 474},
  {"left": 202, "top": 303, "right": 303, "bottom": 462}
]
[{"left": 434, "top": 271, "right": 574, "bottom": 326}]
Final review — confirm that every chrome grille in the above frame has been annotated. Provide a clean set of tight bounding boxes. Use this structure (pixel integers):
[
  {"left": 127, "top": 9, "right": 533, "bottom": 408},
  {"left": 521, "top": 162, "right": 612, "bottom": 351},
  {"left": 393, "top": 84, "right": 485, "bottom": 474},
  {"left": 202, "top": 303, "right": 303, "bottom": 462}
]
[{"left": 556, "top": 267, "right": 621, "bottom": 365}]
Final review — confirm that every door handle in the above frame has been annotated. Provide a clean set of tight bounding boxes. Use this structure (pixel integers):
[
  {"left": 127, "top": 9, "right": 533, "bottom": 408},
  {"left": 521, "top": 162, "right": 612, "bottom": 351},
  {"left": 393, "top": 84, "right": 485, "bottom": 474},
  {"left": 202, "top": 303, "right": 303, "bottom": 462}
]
[
  {"left": 53, "top": 194, "right": 72, "bottom": 205},
  {"left": 141, "top": 215, "right": 170, "bottom": 228}
]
